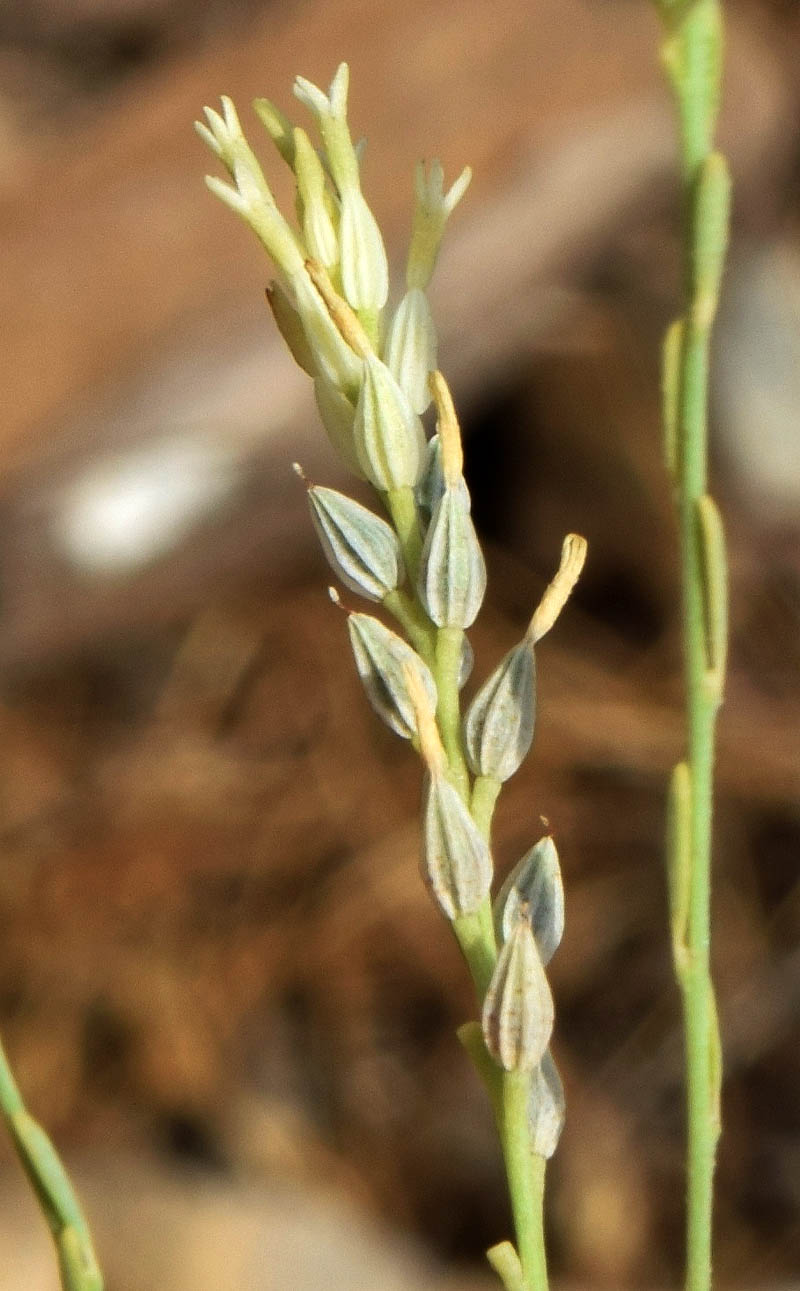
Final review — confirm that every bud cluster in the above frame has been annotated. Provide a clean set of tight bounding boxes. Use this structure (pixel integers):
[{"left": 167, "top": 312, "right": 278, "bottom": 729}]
[{"left": 199, "top": 64, "right": 585, "bottom": 1181}]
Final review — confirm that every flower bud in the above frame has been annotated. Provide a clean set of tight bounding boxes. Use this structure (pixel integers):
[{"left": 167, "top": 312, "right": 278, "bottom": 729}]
[
  {"left": 407, "top": 159, "right": 472, "bottom": 290},
  {"left": 294, "top": 63, "right": 388, "bottom": 311},
  {"left": 309, "top": 487, "right": 403, "bottom": 602},
  {"left": 293, "top": 126, "right": 339, "bottom": 269},
  {"left": 494, "top": 836, "right": 564, "bottom": 966},
  {"left": 463, "top": 638, "right": 536, "bottom": 781},
  {"left": 422, "top": 772, "right": 492, "bottom": 920},
  {"left": 353, "top": 354, "right": 427, "bottom": 491},
  {"left": 482, "top": 914, "right": 554, "bottom": 1072},
  {"left": 347, "top": 613, "right": 436, "bottom": 739},
  {"left": 415, "top": 434, "right": 444, "bottom": 518},
  {"left": 417, "top": 485, "right": 486, "bottom": 628},
  {"left": 529, "top": 1051, "right": 565, "bottom": 1159},
  {"left": 385, "top": 288, "right": 437, "bottom": 414},
  {"left": 339, "top": 189, "right": 389, "bottom": 312}
]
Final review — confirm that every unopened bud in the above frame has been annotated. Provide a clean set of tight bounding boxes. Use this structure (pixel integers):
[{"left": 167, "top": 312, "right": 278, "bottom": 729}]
[
  {"left": 309, "top": 487, "right": 402, "bottom": 601},
  {"left": 482, "top": 914, "right": 554, "bottom": 1072},
  {"left": 417, "top": 485, "right": 486, "bottom": 628},
  {"left": 293, "top": 126, "right": 339, "bottom": 269},
  {"left": 385, "top": 288, "right": 437, "bottom": 414},
  {"left": 494, "top": 836, "right": 564, "bottom": 965},
  {"left": 463, "top": 638, "right": 536, "bottom": 781},
  {"left": 529, "top": 1051, "right": 565, "bottom": 1158},
  {"left": 347, "top": 613, "right": 436, "bottom": 739},
  {"left": 422, "top": 772, "right": 493, "bottom": 920},
  {"left": 353, "top": 354, "right": 427, "bottom": 490}
]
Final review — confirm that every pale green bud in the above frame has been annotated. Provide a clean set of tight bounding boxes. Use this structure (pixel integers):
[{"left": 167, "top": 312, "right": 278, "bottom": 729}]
[
  {"left": 252, "top": 97, "right": 295, "bottom": 165},
  {"left": 314, "top": 378, "right": 363, "bottom": 476},
  {"left": 309, "top": 487, "right": 402, "bottom": 602},
  {"left": 205, "top": 167, "right": 306, "bottom": 283},
  {"left": 291, "top": 270, "right": 362, "bottom": 392},
  {"left": 293, "top": 126, "right": 339, "bottom": 269},
  {"left": 422, "top": 771, "right": 493, "bottom": 921},
  {"left": 529, "top": 1051, "right": 565, "bottom": 1159},
  {"left": 463, "top": 638, "right": 536, "bottom": 781},
  {"left": 494, "top": 836, "right": 564, "bottom": 965},
  {"left": 407, "top": 160, "right": 472, "bottom": 290},
  {"left": 338, "top": 189, "right": 389, "bottom": 312},
  {"left": 481, "top": 914, "right": 554, "bottom": 1072},
  {"left": 347, "top": 613, "right": 436, "bottom": 739},
  {"left": 353, "top": 354, "right": 427, "bottom": 490},
  {"left": 417, "top": 485, "right": 486, "bottom": 628},
  {"left": 294, "top": 65, "right": 388, "bottom": 311},
  {"left": 385, "top": 288, "right": 438, "bottom": 414}
]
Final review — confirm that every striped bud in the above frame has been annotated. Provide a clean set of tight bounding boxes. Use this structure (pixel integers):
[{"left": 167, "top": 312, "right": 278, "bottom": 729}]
[
  {"left": 385, "top": 288, "right": 437, "bottom": 414},
  {"left": 529, "top": 1051, "right": 565, "bottom": 1159},
  {"left": 417, "top": 485, "right": 486, "bottom": 628},
  {"left": 347, "top": 613, "right": 436, "bottom": 739},
  {"left": 422, "top": 772, "right": 493, "bottom": 920},
  {"left": 309, "top": 487, "right": 403, "bottom": 601},
  {"left": 494, "top": 836, "right": 564, "bottom": 965},
  {"left": 353, "top": 354, "right": 427, "bottom": 491},
  {"left": 339, "top": 188, "right": 389, "bottom": 312},
  {"left": 482, "top": 914, "right": 554, "bottom": 1072},
  {"left": 463, "top": 637, "right": 536, "bottom": 781}
]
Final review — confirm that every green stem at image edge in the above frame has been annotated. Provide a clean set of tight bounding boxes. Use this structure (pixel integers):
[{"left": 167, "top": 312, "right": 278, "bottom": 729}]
[{"left": 655, "top": 4, "right": 729, "bottom": 1291}]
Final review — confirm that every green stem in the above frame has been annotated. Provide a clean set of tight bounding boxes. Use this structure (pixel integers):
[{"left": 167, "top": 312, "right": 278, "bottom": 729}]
[
  {"left": 655, "top": 5, "right": 728, "bottom": 1290},
  {"left": 383, "top": 587, "right": 437, "bottom": 665},
  {"left": 499, "top": 1071, "right": 548, "bottom": 1291},
  {"left": 435, "top": 626, "right": 471, "bottom": 800},
  {"left": 472, "top": 774, "right": 502, "bottom": 841},
  {"left": 0, "top": 1036, "right": 104, "bottom": 1291},
  {"left": 454, "top": 903, "right": 497, "bottom": 1000},
  {"left": 385, "top": 485, "right": 424, "bottom": 582}
]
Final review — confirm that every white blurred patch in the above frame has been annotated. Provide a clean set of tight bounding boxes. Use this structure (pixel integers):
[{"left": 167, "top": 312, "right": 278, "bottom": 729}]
[
  {"left": 716, "top": 238, "right": 800, "bottom": 521},
  {"left": 53, "top": 433, "right": 241, "bottom": 575}
]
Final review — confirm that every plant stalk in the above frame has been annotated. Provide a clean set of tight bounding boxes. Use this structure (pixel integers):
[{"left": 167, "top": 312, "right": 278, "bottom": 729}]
[{"left": 655, "top": 4, "right": 729, "bottom": 1290}]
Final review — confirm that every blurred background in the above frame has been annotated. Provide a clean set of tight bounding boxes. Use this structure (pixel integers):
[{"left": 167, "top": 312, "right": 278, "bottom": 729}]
[{"left": 0, "top": 0, "right": 798, "bottom": 1287}]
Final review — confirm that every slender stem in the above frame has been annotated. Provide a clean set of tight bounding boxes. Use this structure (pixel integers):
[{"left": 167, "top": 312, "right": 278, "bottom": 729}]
[
  {"left": 499, "top": 1071, "right": 548, "bottom": 1291},
  {"left": 0, "top": 1036, "right": 104, "bottom": 1291},
  {"left": 655, "top": 4, "right": 728, "bottom": 1290},
  {"left": 383, "top": 587, "right": 437, "bottom": 664},
  {"left": 385, "top": 484, "right": 424, "bottom": 582},
  {"left": 454, "top": 899, "right": 497, "bottom": 1000},
  {"left": 472, "top": 773, "right": 502, "bottom": 841},
  {"left": 435, "top": 626, "right": 471, "bottom": 800}
]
